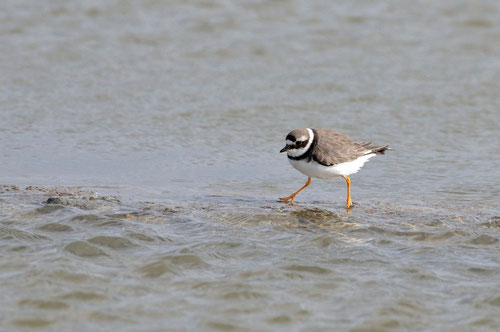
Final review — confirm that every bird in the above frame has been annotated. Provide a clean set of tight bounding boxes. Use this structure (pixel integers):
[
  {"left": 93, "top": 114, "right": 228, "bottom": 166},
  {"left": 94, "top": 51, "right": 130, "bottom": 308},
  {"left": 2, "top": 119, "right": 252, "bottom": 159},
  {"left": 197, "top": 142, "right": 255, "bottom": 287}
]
[{"left": 279, "top": 128, "right": 390, "bottom": 209}]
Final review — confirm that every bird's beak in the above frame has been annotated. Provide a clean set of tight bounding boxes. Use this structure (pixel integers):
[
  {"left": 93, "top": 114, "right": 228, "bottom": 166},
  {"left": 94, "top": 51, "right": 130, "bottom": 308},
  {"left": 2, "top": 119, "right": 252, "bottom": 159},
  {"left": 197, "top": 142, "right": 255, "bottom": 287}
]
[{"left": 280, "top": 146, "right": 289, "bottom": 153}]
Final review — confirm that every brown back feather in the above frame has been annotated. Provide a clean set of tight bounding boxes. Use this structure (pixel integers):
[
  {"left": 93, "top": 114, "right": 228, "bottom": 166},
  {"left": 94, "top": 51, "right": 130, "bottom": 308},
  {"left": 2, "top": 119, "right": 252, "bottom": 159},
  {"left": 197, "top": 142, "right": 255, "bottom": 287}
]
[{"left": 312, "top": 129, "right": 383, "bottom": 166}]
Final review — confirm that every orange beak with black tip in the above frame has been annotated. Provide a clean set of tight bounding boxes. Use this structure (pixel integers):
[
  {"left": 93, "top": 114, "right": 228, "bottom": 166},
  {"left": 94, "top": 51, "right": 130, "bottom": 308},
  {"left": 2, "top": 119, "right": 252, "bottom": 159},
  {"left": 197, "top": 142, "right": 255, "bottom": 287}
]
[{"left": 280, "top": 145, "right": 291, "bottom": 153}]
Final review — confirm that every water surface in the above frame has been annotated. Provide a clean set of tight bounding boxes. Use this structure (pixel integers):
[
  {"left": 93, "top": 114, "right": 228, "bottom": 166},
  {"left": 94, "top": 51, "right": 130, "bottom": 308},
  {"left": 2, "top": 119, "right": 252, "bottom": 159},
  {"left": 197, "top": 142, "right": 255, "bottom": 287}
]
[{"left": 1, "top": 0, "right": 500, "bottom": 330}]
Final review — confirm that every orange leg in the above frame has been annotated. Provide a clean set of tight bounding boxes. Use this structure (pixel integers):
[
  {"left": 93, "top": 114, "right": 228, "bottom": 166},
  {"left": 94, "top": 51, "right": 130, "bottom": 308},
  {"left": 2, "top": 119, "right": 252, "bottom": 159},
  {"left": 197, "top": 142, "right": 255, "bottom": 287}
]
[
  {"left": 279, "top": 177, "right": 311, "bottom": 205},
  {"left": 342, "top": 176, "right": 352, "bottom": 209}
]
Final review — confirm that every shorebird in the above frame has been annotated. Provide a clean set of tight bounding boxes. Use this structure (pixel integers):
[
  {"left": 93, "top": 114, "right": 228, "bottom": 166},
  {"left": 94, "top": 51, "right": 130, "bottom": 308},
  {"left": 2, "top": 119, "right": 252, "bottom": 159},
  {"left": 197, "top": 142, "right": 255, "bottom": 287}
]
[{"left": 280, "top": 128, "right": 389, "bottom": 209}]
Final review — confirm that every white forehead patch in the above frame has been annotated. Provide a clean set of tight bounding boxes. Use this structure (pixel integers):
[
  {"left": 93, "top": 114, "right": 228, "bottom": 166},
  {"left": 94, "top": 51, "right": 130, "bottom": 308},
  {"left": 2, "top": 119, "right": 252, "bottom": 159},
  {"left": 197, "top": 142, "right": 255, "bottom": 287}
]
[{"left": 286, "top": 139, "right": 294, "bottom": 145}]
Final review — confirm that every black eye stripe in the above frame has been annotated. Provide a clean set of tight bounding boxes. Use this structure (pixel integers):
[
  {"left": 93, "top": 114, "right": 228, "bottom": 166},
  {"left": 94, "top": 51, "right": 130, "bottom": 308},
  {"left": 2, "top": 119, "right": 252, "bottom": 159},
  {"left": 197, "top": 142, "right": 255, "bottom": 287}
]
[{"left": 295, "top": 141, "right": 308, "bottom": 148}]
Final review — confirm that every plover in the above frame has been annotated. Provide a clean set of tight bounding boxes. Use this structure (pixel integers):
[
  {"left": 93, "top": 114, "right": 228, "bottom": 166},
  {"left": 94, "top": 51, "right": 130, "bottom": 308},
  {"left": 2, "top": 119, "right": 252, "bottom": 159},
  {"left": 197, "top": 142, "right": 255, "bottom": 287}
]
[{"left": 279, "top": 128, "right": 390, "bottom": 209}]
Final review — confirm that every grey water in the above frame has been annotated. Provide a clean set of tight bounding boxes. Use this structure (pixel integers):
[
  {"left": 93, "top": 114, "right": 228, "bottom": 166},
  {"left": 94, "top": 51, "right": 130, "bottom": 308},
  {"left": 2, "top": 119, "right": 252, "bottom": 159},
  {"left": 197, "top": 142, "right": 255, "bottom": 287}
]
[{"left": 1, "top": 0, "right": 500, "bottom": 330}]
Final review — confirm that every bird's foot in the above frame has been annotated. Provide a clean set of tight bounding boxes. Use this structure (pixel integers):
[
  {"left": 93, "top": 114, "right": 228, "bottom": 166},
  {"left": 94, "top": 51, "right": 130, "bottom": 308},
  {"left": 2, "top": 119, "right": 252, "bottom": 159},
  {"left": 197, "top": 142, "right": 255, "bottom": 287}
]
[{"left": 279, "top": 195, "right": 295, "bottom": 205}]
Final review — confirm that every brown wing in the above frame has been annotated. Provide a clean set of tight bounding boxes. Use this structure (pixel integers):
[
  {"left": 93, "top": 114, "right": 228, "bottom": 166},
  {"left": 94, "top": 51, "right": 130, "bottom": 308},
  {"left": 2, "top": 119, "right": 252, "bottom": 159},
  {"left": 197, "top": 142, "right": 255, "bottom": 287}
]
[{"left": 312, "top": 129, "right": 371, "bottom": 166}]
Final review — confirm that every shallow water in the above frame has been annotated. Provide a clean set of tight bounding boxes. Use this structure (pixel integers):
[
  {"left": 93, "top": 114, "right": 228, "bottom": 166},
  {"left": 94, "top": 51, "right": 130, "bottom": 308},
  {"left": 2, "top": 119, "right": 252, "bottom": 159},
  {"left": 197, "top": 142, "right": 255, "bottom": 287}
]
[
  {"left": 1, "top": 186, "right": 499, "bottom": 331},
  {"left": 1, "top": 0, "right": 500, "bottom": 330}
]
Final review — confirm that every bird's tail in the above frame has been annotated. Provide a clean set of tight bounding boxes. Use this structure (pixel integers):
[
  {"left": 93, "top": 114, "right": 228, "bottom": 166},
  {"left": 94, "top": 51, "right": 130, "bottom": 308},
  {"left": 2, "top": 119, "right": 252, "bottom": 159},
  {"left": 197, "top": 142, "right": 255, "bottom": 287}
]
[{"left": 370, "top": 145, "right": 390, "bottom": 155}]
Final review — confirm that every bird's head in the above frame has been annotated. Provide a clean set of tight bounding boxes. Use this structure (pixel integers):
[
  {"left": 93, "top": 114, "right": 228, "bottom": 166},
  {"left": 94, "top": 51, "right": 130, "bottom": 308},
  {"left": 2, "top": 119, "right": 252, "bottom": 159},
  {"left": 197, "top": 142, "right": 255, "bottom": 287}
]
[{"left": 280, "top": 128, "right": 313, "bottom": 157}]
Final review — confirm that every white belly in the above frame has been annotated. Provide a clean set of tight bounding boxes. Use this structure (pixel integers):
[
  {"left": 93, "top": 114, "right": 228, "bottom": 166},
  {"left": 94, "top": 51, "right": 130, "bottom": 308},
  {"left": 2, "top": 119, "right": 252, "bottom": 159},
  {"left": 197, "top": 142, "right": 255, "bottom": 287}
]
[{"left": 288, "top": 154, "right": 375, "bottom": 179}]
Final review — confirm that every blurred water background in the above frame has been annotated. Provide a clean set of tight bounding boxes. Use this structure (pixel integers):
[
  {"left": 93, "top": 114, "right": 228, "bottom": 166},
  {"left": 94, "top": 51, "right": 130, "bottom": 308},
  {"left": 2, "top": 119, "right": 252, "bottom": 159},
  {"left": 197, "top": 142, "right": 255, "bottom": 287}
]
[{"left": 1, "top": 0, "right": 499, "bottom": 330}]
